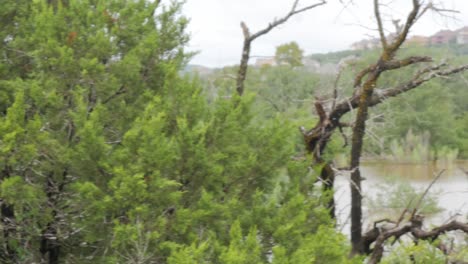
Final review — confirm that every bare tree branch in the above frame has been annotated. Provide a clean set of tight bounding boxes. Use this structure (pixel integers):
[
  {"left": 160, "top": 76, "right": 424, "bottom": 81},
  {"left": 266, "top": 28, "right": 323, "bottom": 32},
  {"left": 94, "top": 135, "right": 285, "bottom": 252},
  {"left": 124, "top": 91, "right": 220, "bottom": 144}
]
[
  {"left": 250, "top": 0, "right": 327, "bottom": 41},
  {"left": 385, "top": 0, "right": 421, "bottom": 57},
  {"left": 410, "top": 170, "right": 445, "bottom": 219},
  {"left": 345, "top": 0, "right": 464, "bottom": 255},
  {"left": 355, "top": 56, "right": 432, "bottom": 88},
  {"left": 369, "top": 64, "right": 468, "bottom": 106},
  {"left": 374, "top": 0, "right": 388, "bottom": 49},
  {"left": 395, "top": 196, "right": 415, "bottom": 227},
  {"left": 332, "top": 66, "right": 345, "bottom": 111},
  {"left": 102, "top": 85, "right": 126, "bottom": 104},
  {"left": 330, "top": 63, "right": 468, "bottom": 120},
  {"left": 354, "top": 65, "right": 375, "bottom": 88},
  {"left": 368, "top": 217, "right": 468, "bottom": 264},
  {"left": 315, "top": 101, "right": 328, "bottom": 124},
  {"left": 363, "top": 166, "right": 464, "bottom": 261},
  {"left": 235, "top": 0, "right": 326, "bottom": 95},
  {"left": 383, "top": 56, "right": 432, "bottom": 71},
  {"left": 337, "top": 122, "right": 349, "bottom": 147}
]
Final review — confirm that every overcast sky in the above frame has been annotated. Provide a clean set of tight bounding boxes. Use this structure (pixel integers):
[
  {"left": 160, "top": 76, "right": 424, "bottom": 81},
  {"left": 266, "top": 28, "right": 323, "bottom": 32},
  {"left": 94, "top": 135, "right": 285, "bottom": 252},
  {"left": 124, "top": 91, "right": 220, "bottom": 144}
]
[{"left": 181, "top": 0, "right": 468, "bottom": 67}]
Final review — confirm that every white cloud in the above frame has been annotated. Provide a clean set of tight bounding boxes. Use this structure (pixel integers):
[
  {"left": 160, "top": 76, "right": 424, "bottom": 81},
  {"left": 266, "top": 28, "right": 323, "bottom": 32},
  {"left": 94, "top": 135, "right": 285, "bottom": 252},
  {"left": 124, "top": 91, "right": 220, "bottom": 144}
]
[{"left": 182, "top": 0, "right": 468, "bottom": 67}]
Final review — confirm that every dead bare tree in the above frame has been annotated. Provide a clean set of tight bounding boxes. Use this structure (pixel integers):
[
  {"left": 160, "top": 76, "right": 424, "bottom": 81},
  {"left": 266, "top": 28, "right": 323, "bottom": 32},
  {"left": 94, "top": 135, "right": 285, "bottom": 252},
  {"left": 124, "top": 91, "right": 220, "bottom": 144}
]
[
  {"left": 349, "top": 0, "right": 428, "bottom": 254},
  {"left": 231, "top": 0, "right": 468, "bottom": 259},
  {"left": 367, "top": 215, "right": 468, "bottom": 264},
  {"left": 235, "top": 0, "right": 326, "bottom": 96},
  {"left": 297, "top": 0, "right": 468, "bottom": 256}
]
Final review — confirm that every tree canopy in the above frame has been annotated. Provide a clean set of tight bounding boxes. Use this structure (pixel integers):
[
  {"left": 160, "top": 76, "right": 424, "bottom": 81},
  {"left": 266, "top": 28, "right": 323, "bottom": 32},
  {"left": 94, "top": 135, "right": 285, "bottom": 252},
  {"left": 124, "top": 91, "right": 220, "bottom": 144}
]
[
  {"left": 0, "top": 1, "right": 359, "bottom": 263},
  {"left": 275, "top": 41, "right": 304, "bottom": 67},
  {"left": 1, "top": 0, "right": 467, "bottom": 263}
]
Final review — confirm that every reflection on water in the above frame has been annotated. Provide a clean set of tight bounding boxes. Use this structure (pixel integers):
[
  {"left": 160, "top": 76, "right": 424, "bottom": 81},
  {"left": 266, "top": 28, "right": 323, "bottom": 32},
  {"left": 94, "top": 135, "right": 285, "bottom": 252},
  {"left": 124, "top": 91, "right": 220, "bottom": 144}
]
[{"left": 335, "top": 160, "right": 468, "bottom": 236}]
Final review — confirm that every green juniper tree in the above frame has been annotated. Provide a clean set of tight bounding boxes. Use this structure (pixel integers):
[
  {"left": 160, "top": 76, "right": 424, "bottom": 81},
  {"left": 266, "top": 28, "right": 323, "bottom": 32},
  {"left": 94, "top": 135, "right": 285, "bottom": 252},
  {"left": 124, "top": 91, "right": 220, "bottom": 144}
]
[{"left": 0, "top": 0, "right": 358, "bottom": 263}]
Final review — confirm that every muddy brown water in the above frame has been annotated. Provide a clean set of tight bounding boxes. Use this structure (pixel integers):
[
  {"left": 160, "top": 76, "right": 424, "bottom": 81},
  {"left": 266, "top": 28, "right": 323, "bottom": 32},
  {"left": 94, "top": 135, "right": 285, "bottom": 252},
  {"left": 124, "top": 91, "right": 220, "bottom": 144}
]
[{"left": 334, "top": 160, "right": 468, "bottom": 236}]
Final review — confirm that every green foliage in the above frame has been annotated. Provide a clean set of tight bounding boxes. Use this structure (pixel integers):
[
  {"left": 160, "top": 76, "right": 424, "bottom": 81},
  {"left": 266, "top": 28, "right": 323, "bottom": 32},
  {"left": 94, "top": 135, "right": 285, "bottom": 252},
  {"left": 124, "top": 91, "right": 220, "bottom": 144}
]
[
  {"left": 286, "top": 226, "right": 363, "bottom": 264},
  {"left": 381, "top": 240, "right": 447, "bottom": 264},
  {"left": 275, "top": 41, "right": 304, "bottom": 67},
  {"left": 306, "top": 45, "right": 468, "bottom": 160},
  {"left": 456, "top": 113, "right": 468, "bottom": 158},
  {"left": 367, "top": 179, "right": 441, "bottom": 217},
  {"left": 309, "top": 49, "right": 363, "bottom": 64},
  {"left": 219, "top": 221, "right": 263, "bottom": 264},
  {"left": 5, "top": 0, "right": 467, "bottom": 262},
  {"left": 386, "top": 129, "right": 458, "bottom": 163},
  {"left": 167, "top": 241, "right": 211, "bottom": 264},
  {"left": 0, "top": 1, "right": 356, "bottom": 262}
]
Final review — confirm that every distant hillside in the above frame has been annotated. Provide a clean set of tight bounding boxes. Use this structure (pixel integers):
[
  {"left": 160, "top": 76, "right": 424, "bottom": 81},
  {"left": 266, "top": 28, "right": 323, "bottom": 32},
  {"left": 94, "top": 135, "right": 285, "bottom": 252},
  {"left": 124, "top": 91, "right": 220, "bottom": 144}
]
[
  {"left": 307, "top": 42, "right": 468, "bottom": 65},
  {"left": 185, "top": 40, "right": 468, "bottom": 72},
  {"left": 183, "top": 64, "right": 214, "bottom": 76},
  {"left": 308, "top": 50, "right": 364, "bottom": 64}
]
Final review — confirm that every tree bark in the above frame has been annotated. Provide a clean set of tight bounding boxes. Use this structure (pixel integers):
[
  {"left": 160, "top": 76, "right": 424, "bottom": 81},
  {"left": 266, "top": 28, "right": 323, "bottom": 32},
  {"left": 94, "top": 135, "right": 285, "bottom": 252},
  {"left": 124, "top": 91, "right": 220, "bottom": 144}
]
[
  {"left": 1, "top": 204, "right": 16, "bottom": 263},
  {"left": 367, "top": 216, "right": 468, "bottom": 264},
  {"left": 0, "top": 165, "right": 17, "bottom": 263},
  {"left": 349, "top": 69, "right": 381, "bottom": 254},
  {"left": 301, "top": 101, "right": 340, "bottom": 219},
  {"left": 40, "top": 173, "right": 61, "bottom": 264},
  {"left": 347, "top": 0, "right": 423, "bottom": 254},
  {"left": 235, "top": 1, "right": 326, "bottom": 96},
  {"left": 300, "top": 0, "right": 468, "bottom": 257},
  {"left": 236, "top": 30, "right": 251, "bottom": 96},
  {"left": 40, "top": 222, "right": 60, "bottom": 264},
  {"left": 321, "top": 162, "right": 336, "bottom": 218}
]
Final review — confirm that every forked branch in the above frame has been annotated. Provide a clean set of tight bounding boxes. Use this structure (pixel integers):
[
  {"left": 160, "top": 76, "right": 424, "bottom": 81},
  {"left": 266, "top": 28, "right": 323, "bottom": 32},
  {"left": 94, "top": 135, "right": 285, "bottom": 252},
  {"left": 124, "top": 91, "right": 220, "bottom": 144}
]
[
  {"left": 368, "top": 217, "right": 468, "bottom": 264},
  {"left": 330, "top": 63, "right": 468, "bottom": 119},
  {"left": 236, "top": 0, "right": 326, "bottom": 95},
  {"left": 348, "top": 0, "right": 464, "bottom": 254},
  {"left": 364, "top": 170, "right": 467, "bottom": 263}
]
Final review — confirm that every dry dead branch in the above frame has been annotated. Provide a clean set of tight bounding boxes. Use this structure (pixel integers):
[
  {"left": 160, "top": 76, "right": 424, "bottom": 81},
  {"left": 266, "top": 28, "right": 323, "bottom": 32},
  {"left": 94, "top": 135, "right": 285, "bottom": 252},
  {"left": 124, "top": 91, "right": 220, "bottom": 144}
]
[
  {"left": 298, "top": 0, "right": 468, "bottom": 255},
  {"left": 367, "top": 217, "right": 468, "bottom": 264},
  {"left": 235, "top": 0, "right": 326, "bottom": 96},
  {"left": 362, "top": 170, "right": 467, "bottom": 263}
]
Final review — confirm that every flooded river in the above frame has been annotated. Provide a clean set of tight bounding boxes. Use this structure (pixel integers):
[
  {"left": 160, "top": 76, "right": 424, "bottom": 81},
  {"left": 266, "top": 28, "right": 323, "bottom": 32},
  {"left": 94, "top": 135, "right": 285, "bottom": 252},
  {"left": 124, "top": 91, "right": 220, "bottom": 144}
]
[{"left": 334, "top": 160, "right": 468, "bottom": 235}]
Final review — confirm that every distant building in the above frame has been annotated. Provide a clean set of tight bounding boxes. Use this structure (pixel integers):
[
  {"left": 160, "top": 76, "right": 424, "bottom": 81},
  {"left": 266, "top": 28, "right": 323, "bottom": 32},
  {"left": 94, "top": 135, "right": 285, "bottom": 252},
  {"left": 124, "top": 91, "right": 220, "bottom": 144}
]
[
  {"left": 456, "top": 26, "right": 468, "bottom": 45},
  {"left": 430, "top": 30, "right": 456, "bottom": 45},
  {"left": 406, "top": 35, "right": 428, "bottom": 46},
  {"left": 255, "top": 57, "right": 277, "bottom": 67},
  {"left": 350, "top": 38, "right": 380, "bottom": 50}
]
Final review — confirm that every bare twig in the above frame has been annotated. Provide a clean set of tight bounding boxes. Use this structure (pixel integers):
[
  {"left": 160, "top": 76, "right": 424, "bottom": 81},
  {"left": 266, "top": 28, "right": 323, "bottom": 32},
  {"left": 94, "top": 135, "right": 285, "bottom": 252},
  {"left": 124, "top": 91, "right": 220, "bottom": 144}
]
[
  {"left": 331, "top": 63, "right": 468, "bottom": 117},
  {"left": 102, "top": 85, "right": 126, "bottom": 104},
  {"left": 395, "top": 196, "right": 415, "bottom": 227},
  {"left": 249, "top": 0, "right": 327, "bottom": 41},
  {"left": 410, "top": 170, "right": 445, "bottom": 219},
  {"left": 368, "top": 218, "right": 468, "bottom": 264},
  {"left": 373, "top": 218, "right": 396, "bottom": 228},
  {"left": 337, "top": 123, "right": 348, "bottom": 147},
  {"left": 383, "top": 56, "right": 432, "bottom": 71},
  {"left": 332, "top": 66, "right": 344, "bottom": 111},
  {"left": 374, "top": 0, "right": 388, "bottom": 49},
  {"left": 236, "top": 0, "right": 326, "bottom": 95},
  {"left": 385, "top": 0, "right": 421, "bottom": 56}
]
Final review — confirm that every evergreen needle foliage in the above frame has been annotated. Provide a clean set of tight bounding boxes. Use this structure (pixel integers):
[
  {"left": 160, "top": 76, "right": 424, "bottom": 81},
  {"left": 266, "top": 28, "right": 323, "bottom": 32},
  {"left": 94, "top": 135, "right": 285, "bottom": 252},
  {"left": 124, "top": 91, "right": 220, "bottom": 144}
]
[{"left": 0, "top": 1, "right": 357, "bottom": 263}]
